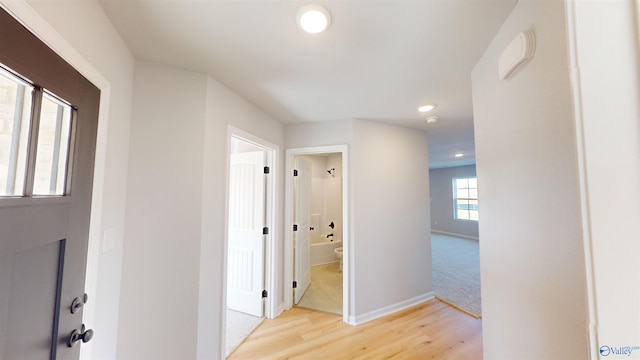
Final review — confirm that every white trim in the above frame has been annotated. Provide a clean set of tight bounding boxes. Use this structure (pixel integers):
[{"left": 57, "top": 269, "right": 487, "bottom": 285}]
[
  {"left": 431, "top": 230, "right": 479, "bottom": 241},
  {"left": 285, "top": 145, "right": 351, "bottom": 324},
  {"left": 0, "top": 3, "right": 113, "bottom": 359},
  {"left": 350, "top": 292, "right": 435, "bottom": 325},
  {"left": 565, "top": 1, "right": 598, "bottom": 358}
]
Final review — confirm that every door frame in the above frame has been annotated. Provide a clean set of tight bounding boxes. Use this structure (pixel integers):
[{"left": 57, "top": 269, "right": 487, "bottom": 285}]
[
  {"left": 284, "top": 145, "right": 351, "bottom": 324},
  {"left": 223, "top": 126, "right": 278, "bottom": 323}
]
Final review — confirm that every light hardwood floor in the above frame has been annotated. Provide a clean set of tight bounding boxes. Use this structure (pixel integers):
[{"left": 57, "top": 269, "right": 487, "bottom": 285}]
[{"left": 228, "top": 299, "right": 482, "bottom": 359}]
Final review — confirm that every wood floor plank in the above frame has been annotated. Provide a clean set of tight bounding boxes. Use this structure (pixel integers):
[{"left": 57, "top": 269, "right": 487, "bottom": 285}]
[{"left": 229, "top": 299, "right": 482, "bottom": 359}]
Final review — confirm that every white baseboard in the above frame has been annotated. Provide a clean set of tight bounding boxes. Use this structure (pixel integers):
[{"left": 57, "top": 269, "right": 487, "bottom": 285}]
[
  {"left": 431, "top": 230, "right": 479, "bottom": 241},
  {"left": 350, "top": 292, "right": 435, "bottom": 325}
]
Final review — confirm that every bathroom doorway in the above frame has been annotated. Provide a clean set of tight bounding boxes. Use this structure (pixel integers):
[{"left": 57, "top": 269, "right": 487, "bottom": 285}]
[
  {"left": 296, "top": 153, "right": 343, "bottom": 314},
  {"left": 285, "top": 145, "right": 351, "bottom": 323}
]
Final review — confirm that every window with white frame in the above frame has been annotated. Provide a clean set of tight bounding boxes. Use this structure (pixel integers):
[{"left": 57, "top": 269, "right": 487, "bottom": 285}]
[{"left": 453, "top": 177, "right": 478, "bottom": 221}]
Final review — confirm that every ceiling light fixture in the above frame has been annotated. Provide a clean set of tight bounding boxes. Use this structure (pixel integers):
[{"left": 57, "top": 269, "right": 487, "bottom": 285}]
[
  {"left": 297, "top": 5, "right": 332, "bottom": 34},
  {"left": 418, "top": 104, "right": 436, "bottom": 113},
  {"left": 454, "top": 153, "right": 464, "bottom": 158},
  {"left": 425, "top": 116, "right": 438, "bottom": 124}
]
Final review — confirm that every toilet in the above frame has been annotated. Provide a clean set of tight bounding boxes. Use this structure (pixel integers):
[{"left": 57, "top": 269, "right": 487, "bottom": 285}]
[{"left": 334, "top": 247, "right": 343, "bottom": 272}]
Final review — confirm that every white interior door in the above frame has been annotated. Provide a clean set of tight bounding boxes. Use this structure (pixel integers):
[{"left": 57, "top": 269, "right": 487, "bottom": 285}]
[
  {"left": 227, "top": 151, "right": 265, "bottom": 317},
  {"left": 0, "top": 9, "right": 100, "bottom": 360},
  {"left": 294, "top": 157, "right": 312, "bottom": 304}
]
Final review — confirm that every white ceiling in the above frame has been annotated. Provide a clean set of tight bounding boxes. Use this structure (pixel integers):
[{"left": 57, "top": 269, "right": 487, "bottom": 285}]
[{"left": 98, "top": 0, "right": 516, "bottom": 168}]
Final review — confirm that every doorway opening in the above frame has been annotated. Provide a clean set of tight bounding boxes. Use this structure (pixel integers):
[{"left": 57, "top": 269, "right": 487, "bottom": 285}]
[
  {"left": 224, "top": 127, "right": 277, "bottom": 357},
  {"left": 285, "top": 145, "right": 351, "bottom": 324},
  {"left": 428, "top": 166, "right": 481, "bottom": 318},
  {"left": 294, "top": 154, "right": 343, "bottom": 315}
]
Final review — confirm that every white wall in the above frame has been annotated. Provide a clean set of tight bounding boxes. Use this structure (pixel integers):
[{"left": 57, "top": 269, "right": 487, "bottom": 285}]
[
  {"left": 429, "top": 165, "right": 479, "bottom": 239},
  {"left": 350, "top": 119, "right": 432, "bottom": 319},
  {"left": 285, "top": 120, "right": 353, "bottom": 149},
  {"left": 306, "top": 155, "right": 329, "bottom": 243},
  {"left": 325, "top": 154, "right": 343, "bottom": 241},
  {"left": 119, "top": 63, "right": 285, "bottom": 360},
  {"left": 302, "top": 154, "right": 343, "bottom": 243},
  {"left": 566, "top": 0, "right": 640, "bottom": 355},
  {"left": 8, "top": 1, "right": 135, "bottom": 358},
  {"left": 285, "top": 119, "right": 432, "bottom": 322},
  {"left": 198, "top": 76, "right": 284, "bottom": 359},
  {"left": 327, "top": 153, "right": 342, "bottom": 178},
  {"left": 472, "top": 1, "right": 588, "bottom": 358},
  {"left": 118, "top": 62, "right": 207, "bottom": 360}
]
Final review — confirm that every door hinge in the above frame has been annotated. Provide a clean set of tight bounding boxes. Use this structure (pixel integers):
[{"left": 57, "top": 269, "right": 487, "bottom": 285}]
[
  {"left": 293, "top": 281, "right": 297, "bottom": 288},
  {"left": 293, "top": 169, "right": 298, "bottom": 176},
  {"left": 263, "top": 227, "right": 269, "bottom": 235},
  {"left": 293, "top": 224, "right": 298, "bottom": 231},
  {"left": 262, "top": 289, "right": 268, "bottom": 298},
  {"left": 264, "top": 166, "right": 270, "bottom": 174}
]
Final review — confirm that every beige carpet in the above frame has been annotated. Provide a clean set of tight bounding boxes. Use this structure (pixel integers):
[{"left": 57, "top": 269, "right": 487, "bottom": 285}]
[
  {"left": 431, "top": 233, "right": 482, "bottom": 316},
  {"left": 226, "top": 309, "right": 263, "bottom": 357}
]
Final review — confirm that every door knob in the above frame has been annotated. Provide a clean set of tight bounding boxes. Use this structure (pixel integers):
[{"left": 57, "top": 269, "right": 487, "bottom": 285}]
[{"left": 67, "top": 324, "right": 94, "bottom": 347}]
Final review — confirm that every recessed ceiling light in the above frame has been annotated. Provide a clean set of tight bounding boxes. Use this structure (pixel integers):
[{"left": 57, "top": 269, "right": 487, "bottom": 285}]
[
  {"left": 454, "top": 153, "right": 464, "bottom": 158},
  {"left": 418, "top": 104, "right": 436, "bottom": 113},
  {"left": 425, "top": 116, "right": 438, "bottom": 124},
  {"left": 297, "top": 5, "right": 332, "bottom": 34}
]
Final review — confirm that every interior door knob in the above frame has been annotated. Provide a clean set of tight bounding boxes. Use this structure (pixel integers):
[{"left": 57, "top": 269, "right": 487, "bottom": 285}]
[{"left": 67, "top": 324, "right": 94, "bottom": 347}]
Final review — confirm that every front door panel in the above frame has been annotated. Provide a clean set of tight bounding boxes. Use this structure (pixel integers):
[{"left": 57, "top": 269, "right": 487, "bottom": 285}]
[
  {"left": 5, "top": 241, "right": 61, "bottom": 359},
  {"left": 0, "top": 8, "right": 100, "bottom": 360}
]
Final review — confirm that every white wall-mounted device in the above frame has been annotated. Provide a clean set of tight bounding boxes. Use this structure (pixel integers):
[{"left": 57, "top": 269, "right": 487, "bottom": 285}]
[{"left": 498, "top": 30, "right": 536, "bottom": 80}]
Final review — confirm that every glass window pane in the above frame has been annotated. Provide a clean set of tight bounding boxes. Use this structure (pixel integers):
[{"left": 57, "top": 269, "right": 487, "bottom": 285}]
[
  {"left": 0, "top": 68, "right": 33, "bottom": 196},
  {"left": 470, "top": 210, "right": 479, "bottom": 221},
  {"left": 33, "top": 93, "right": 72, "bottom": 195},
  {"left": 456, "top": 178, "right": 468, "bottom": 189},
  {"left": 458, "top": 210, "right": 469, "bottom": 219},
  {"left": 468, "top": 178, "right": 477, "bottom": 188},
  {"left": 469, "top": 189, "right": 478, "bottom": 199},
  {"left": 457, "top": 189, "right": 469, "bottom": 199},
  {"left": 468, "top": 199, "right": 478, "bottom": 207}
]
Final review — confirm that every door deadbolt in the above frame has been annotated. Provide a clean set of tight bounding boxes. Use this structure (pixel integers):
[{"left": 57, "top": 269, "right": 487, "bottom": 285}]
[
  {"left": 71, "top": 293, "right": 88, "bottom": 314},
  {"left": 68, "top": 324, "right": 94, "bottom": 347}
]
